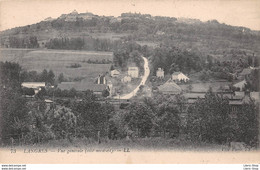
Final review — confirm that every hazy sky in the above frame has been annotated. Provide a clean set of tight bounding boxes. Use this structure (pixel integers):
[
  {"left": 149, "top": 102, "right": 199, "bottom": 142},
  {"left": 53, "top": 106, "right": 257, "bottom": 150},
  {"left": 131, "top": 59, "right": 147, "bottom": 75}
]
[{"left": 0, "top": 0, "right": 260, "bottom": 31}]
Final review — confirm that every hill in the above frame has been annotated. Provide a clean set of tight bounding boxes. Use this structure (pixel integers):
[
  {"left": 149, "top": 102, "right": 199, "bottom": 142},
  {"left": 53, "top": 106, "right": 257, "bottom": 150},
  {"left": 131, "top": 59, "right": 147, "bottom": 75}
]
[{"left": 1, "top": 11, "right": 260, "bottom": 60}]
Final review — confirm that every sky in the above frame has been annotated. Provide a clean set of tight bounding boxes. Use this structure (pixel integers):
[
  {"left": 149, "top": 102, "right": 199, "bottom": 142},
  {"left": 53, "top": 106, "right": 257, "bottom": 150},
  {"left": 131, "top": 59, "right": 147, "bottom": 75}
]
[{"left": 0, "top": 0, "right": 260, "bottom": 31}]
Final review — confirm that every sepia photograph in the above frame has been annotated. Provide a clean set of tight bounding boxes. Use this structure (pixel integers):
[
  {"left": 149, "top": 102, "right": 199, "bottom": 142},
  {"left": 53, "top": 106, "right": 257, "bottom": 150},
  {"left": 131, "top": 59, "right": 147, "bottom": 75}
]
[{"left": 0, "top": 0, "right": 259, "bottom": 164}]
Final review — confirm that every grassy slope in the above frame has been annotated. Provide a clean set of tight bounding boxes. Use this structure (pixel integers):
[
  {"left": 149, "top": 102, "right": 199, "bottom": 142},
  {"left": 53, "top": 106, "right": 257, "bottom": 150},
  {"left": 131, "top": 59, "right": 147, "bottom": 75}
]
[{"left": 0, "top": 48, "right": 113, "bottom": 79}]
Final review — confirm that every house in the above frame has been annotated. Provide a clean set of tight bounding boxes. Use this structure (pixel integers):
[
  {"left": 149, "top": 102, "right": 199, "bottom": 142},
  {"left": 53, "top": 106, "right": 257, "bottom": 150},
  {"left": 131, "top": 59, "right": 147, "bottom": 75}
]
[
  {"left": 250, "top": 92, "right": 259, "bottom": 101},
  {"left": 21, "top": 82, "right": 46, "bottom": 94},
  {"left": 110, "top": 69, "right": 120, "bottom": 77},
  {"left": 158, "top": 79, "right": 182, "bottom": 95},
  {"left": 156, "top": 68, "right": 164, "bottom": 78},
  {"left": 78, "top": 12, "right": 94, "bottom": 20},
  {"left": 128, "top": 67, "right": 139, "bottom": 78},
  {"left": 233, "top": 80, "right": 247, "bottom": 91},
  {"left": 58, "top": 81, "right": 109, "bottom": 96},
  {"left": 171, "top": 72, "right": 189, "bottom": 82},
  {"left": 121, "top": 76, "right": 132, "bottom": 83}
]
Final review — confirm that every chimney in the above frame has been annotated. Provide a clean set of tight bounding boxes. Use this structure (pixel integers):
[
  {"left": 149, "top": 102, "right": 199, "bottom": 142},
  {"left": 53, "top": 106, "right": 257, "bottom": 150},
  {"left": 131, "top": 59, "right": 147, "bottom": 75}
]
[
  {"left": 97, "top": 75, "right": 101, "bottom": 84},
  {"left": 103, "top": 76, "right": 106, "bottom": 84}
]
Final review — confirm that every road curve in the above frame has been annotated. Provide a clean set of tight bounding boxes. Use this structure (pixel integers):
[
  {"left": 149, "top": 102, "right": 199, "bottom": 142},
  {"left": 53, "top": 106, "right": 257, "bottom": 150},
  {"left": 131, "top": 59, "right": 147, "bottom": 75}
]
[{"left": 113, "top": 56, "right": 150, "bottom": 100}]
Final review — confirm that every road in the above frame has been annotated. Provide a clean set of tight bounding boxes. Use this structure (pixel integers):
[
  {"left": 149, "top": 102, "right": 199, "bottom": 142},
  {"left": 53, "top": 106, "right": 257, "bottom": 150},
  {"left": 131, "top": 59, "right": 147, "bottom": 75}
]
[{"left": 113, "top": 56, "right": 150, "bottom": 100}]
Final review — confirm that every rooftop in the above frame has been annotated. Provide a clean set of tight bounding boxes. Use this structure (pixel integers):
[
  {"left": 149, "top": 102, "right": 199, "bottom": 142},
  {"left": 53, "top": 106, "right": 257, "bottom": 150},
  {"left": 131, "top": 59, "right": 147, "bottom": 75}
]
[
  {"left": 158, "top": 79, "right": 182, "bottom": 92},
  {"left": 58, "top": 81, "right": 106, "bottom": 92}
]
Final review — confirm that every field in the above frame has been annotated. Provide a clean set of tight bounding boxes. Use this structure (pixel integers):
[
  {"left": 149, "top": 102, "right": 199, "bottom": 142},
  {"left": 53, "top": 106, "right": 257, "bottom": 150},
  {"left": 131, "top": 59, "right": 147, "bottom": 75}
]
[{"left": 0, "top": 48, "right": 113, "bottom": 79}]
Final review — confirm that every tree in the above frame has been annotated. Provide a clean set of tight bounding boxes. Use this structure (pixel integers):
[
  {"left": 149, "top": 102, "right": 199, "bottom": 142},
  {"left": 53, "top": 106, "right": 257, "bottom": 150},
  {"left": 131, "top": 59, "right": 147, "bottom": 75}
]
[
  {"left": 51, "top": 106, "right": 77, "bottom": 139},
  {"left": 47, "top": 70, "right": 55, "bottom": 85},
  {"left": 156, "top": 104, "right": 180, "bottom": 138},
  {"left": 187, "top": 84, "right": 193, "bottom": 92},
  {"left": 58, "top": 73, "right": 65, "bottom": 83},
  {"left": 0, "top": 62, "right": 21, "bottom": 90},
  {"left": 102, "top": 89, "right": 110, "bottom": 98},
  {"left": 40, "top": 69, "right": 48, "bottom": 82},
  {"left": 124, "top": 103, "right": 154, "bottom": 137},
  {"left": 235, "top": 101, "right": 259, "bottom": 147},
  {"left": 186, "top": 90, "right": 231, "bottom": 144},
  {"left": 22, "top": 87, "right": 35, "bottom": 96}
]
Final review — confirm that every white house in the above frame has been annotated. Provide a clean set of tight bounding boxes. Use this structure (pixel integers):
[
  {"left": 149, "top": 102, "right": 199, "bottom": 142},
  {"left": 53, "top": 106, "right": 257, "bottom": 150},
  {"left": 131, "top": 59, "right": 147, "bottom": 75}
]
[
  {"left": 21, "top": 82, "right": 46, "bottom": 94},
  {"left": 110, "top": 69, "right": 120, "bottom": 77},
  {"left": 121, "top": 76, "right": 132, "bottom": 83},
  {"left": 156, "top": 68, "right": 164, "bottom": 78},
  {"left": 128, "top": 67, "right": 139, "bottom": 78},
  {"left": 171, "top": 72, "right": 189, "bottom": 82}
]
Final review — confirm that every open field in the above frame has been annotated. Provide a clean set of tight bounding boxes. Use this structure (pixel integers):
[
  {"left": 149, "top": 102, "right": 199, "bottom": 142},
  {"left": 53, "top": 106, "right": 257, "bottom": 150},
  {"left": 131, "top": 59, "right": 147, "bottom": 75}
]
[
  {"left": 0, "top": 48, "right": 113, "bottom": 79},
  {"left": 0, "top": 48, "right": 35, "bottom": 62}
]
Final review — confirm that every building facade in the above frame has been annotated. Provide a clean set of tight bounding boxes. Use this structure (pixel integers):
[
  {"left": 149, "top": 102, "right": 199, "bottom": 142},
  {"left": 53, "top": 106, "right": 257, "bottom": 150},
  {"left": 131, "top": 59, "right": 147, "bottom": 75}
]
[
  {"left": 156, "top": 68, "right": 164, "bottom": 78},
  {"left": 128, "top": 67, "right": 139, "bottom": 78}
]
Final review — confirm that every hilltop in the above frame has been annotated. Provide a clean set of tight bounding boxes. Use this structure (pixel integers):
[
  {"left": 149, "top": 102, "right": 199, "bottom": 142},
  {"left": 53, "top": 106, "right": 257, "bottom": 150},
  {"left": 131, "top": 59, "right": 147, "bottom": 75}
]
[{"left": 1, "top": 10, "right": 260, "bottom": 60}]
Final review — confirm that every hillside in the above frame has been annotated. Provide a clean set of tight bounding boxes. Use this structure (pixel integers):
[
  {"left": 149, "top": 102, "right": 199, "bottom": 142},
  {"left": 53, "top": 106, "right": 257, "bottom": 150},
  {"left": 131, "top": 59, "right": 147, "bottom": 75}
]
[{"left": 1, "top": 11, "right": 260, "bottom": 60}]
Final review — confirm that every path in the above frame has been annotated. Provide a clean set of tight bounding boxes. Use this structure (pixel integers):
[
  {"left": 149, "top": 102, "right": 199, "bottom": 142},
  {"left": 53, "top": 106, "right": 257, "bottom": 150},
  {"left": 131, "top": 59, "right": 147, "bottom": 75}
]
[{"left": 113, "top": 56, "right": 150, "bottom": 100}]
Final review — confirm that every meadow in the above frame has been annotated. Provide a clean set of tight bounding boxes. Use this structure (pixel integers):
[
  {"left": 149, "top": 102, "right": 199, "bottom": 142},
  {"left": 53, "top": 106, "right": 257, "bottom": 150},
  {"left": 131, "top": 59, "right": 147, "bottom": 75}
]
[{"left": 0, "top": 48, "right": 113, "bottom": 79}]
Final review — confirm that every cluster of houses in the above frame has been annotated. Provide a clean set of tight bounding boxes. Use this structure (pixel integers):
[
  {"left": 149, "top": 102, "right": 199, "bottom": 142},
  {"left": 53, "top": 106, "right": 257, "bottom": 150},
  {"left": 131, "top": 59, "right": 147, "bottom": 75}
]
[
  {"left": 58, "top": 10, "right": 95, "bottom": 22},
  {"left": 110, "top": 66, "right": 139, "bottom": 83},
  {"left": 153, "top": 67, "right": 259, "bottom": 112},
  {"left": 58, "top": 75, "right": 113, "bottom": 96}
]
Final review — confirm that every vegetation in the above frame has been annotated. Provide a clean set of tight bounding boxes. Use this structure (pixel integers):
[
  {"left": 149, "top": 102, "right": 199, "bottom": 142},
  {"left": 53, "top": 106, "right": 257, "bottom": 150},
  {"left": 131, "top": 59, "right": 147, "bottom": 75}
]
[
  {"left": 20, "top": 69, "right": 55, "bottom": 85},
  {"left": 5, "top": 36, "right": 39, "bottom": 48},
  {"left": 0, "top": 61, "right": 258, "bottom": 148}
]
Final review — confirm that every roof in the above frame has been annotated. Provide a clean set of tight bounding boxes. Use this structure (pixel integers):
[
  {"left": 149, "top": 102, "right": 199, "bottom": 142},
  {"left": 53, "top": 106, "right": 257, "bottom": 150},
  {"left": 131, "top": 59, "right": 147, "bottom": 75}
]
[
  {"left": 240, "top": 68, "right": 252, "bottom": 76},
  {"left": 233, "top": 80, "right": 246, "bottom": 88},
  {"left": 58, "top": 81, "right": 106, "bottom": 92},
  {"left": 158, "top": 79, "right": 182, "bottom": 92},
  {"left": 229, "top": 100, "right": 243, "bottom": 105},
  {"left": 44, "top": 99, "right": 53, "bottom": 103},
  {"left": 128, "top": 67, "right": 138, "bottom": 70},
  {"left": 111, "top": 69, "right": 120, "bottom": 74},
  {"left": 22, "top": 82, "right": 45, "bottom": 88},
  {"left": 234, "top": 91, "right": 245, "bottom": 97},
  {"left": 22, "top": 82, "right": 45, "bottom": 85},
  {"left": 172, "top": 72, "right": 182, "bottom": 76}
]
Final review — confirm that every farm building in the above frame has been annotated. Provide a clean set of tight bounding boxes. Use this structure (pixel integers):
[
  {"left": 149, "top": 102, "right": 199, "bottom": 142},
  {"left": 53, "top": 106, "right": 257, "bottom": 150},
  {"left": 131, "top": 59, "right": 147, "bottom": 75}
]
[
  {"left": 121, "top": 76, "right": 132, "bottom": 83},
  {"left": 156, "top": 68, "right": 164, "bottom": 78},
  {"left": 171, "top": 72, "right": 189, "bottom": 82},
  {"left": 158, "top": 79, "right": 182, "bottom": 95},
  {"left": 128, "top": 67, "right": 139, "bottom": 78},
  {"left": 21, "top": 82, "right": 46, "bottom": 94},
  {"left": 58, "top": 81, "right": 109, "bottom": 96},
  {"left": 110, "top": 69, "right": 120, "bottom": 77},
  {"left": 233, "top": 80, "right": 246, "bottom": 91}
]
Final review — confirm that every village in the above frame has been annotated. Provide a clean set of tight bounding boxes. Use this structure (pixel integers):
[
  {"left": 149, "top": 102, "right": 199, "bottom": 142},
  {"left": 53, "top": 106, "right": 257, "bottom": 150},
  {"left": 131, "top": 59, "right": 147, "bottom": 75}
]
[
  {"left": 20, "top": 55, "right": 259, "bottom": 112},
  {"left": 0, "top": 10, "right": 259, "bottom": 151}
]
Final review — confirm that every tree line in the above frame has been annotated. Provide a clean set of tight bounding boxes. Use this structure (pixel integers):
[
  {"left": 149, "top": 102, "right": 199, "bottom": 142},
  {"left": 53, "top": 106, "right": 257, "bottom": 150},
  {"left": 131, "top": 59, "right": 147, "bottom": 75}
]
[{"left": 1, "top": 36, "right": 39, "bottom": 48}]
